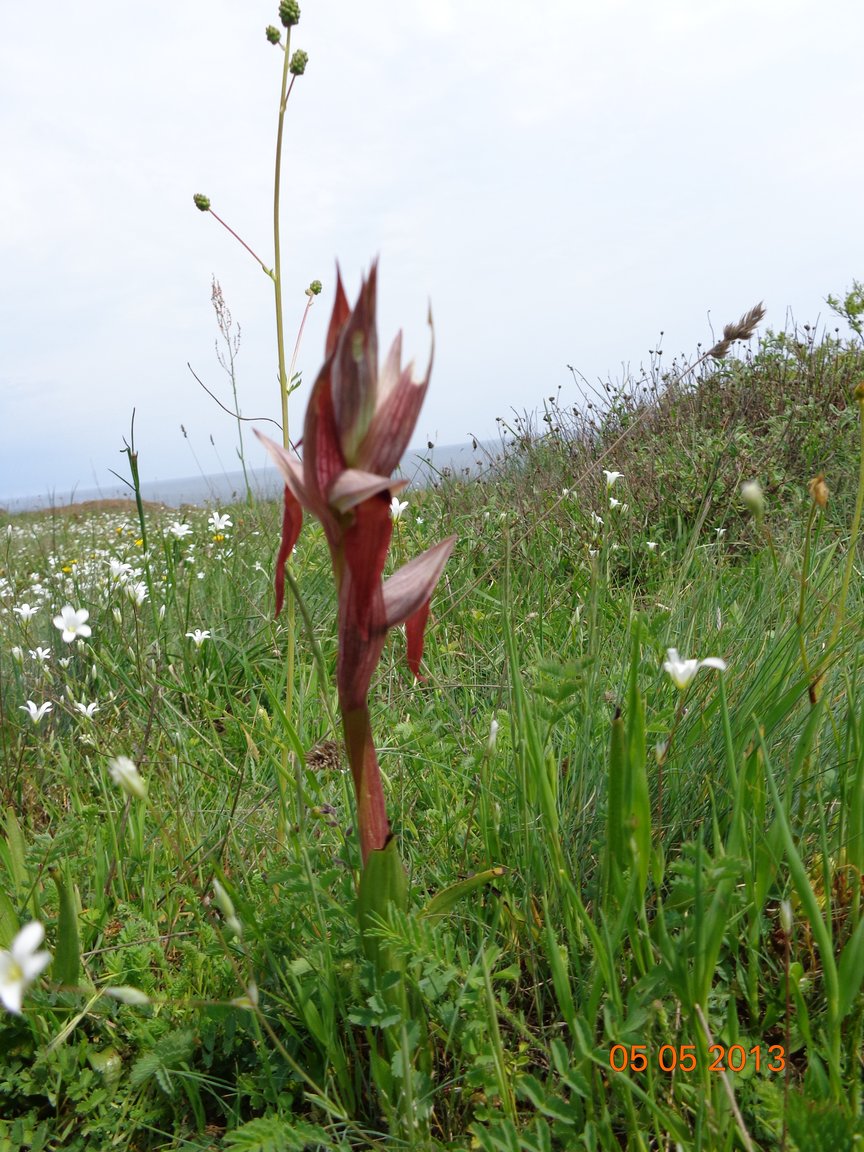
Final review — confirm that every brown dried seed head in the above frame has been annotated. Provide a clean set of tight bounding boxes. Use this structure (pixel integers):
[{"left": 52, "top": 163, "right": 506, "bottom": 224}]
[
  {"left": 708, "top": 338, "right": 732, "bottom": 360},
  {"left": 306, "top": 739, "right": 343, "bottom": 772},
  {"left": 808, "top": 474, "right": 829, "bottom": 508},
  {"left": 722, "top": 301, "right": 766, "bottom": 343},
  {"left": 708, "top": 301, "right": 766, "bottom": 359}
]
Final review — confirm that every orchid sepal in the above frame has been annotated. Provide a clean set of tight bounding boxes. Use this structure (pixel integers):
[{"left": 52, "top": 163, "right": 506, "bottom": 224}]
[
  {"left": 357, "top": 315, "right": 433, "bottom": 477},
  {"left": 329, "top": 468, "right": 408, "bottom": 514},
  {"left": 382, "top": 536, "right": 457, "bottom": 629},
  {"left": 274, "top": 486, "right": 303, "bottom": 616},
  {"left": 405, "top": 599, "right": 433, "bottom": 680}
]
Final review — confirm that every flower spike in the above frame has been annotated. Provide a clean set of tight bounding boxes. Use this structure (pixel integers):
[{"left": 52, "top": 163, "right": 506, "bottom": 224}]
[{"left": 257, "top": 263, "right": 455, "bottom": 863}]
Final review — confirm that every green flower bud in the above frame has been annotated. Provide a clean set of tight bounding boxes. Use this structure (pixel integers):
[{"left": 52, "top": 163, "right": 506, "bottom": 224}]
[
  {"left": 265, "top": 25, "right": 282, "bottom": 44},
  {"left": 289, "top": 49, "right": 308, "bottom": 75},
  {"left": 193, "top": 193, "right": 211, "bottom": 212},
  {"left": 279, "top": 0, "right": 300, "bottom": 28},
  {"left": 306, "top": 279, "right": 323, "bottom": 297}
]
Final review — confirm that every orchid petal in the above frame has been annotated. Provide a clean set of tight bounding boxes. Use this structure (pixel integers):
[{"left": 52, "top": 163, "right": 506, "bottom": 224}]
[
  {"left": 255, "top": 430, "right": 308, "bottom": 506},
  {"left": 358, "top": 312, "right": 433, "bottom": 476},
  {"left": 377, "top": 331, "right": 404, "bottom": 407},
  {"left": 382, "top": 536, "right": 456, "bottom": 629},
  {"left": 359, "top": 370, "right": 429, "bottom": 477},
  {"left": 329, "top": 469, "right": 408, "bottom": 514},
  {"left": 699, "top": 657, "right": 728, "bottom": 673}
]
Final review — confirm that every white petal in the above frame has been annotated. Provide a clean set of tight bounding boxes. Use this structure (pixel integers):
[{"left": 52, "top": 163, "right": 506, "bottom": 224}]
[
  {"left": 0, "top": 973, "right": 24, "bottom": 1015},
  {"left": 13, "top": 922, "right": 45, "bottom": 958},
  {"left": 21, "top": 949, "right": 51, "bottom": 982}
]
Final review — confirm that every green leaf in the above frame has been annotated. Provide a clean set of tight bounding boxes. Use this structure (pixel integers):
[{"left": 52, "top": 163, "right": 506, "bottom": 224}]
[
  {"left": 759, "top": 732, "right": 841, "bottom": 1035},
  {"left": 541, "top": 910, "right": 577, "bottom": 1039},
  {"left": 0, "top": 884, "right": 17, "bottom": 948},
  {"left": 224, "top": 1115, "right": 331, "bottom": 1152},
  {"left": 420, "top": 866, "right": 505, "bottom": 924},
  {"left": 517, "top": 1074, "right": 581, "bottom": 1123},
  {"left": 3, "top": 808, "right": 27, "bottom": 899},
  {"left": 626, "top": 623, "right": 650, "bottom": 897},
  {"left": 837, "top": 913, "right": 864, "bottom": 1021},
  {"left": 51, "top": 870, "right": 80, "bottom": 989},
  {"left": 605, "top": 708, "right": 629, "bottom": 910},
  {"left": 357, "top": 836, "right": 408, "bottom": 988},
  {"left": 129, "top": 1029, "right": 195, "bottom": 1096},
  {"left": 787, "top": 1095, "right": 863, "bottom": 1152}
]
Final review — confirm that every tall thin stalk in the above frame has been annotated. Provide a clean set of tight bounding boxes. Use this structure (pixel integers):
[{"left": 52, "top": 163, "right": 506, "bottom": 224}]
[
  {"left": 270, "top": 18, "right": 306, "bottom": 842},
  {"left": 272, "top": 30, "right": 296, "bottom": 840},
  {"left": 192, "top": 12, "right": 313, "bottom": 844},
  {"left": 212, "top": 279, "right": 253, "bottom": 507},
  {"left": 273, "top": 61, "right": 294, "bottom": 446}
]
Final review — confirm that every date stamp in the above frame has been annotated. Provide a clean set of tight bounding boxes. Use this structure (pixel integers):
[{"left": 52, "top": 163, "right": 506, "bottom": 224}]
[{"left": 608, "top": 1044, "right": 786, "bottom": 1074}]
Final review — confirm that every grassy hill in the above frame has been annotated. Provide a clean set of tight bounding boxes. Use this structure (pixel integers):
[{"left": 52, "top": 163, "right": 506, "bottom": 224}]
[{"left": 1, "top": 302, "right": 864, "bottom": 1150}]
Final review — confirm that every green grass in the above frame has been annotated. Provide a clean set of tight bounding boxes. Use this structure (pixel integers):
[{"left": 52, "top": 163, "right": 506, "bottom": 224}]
[{"left": 2, "top": 318, "right": 864, "bottom": 1150}]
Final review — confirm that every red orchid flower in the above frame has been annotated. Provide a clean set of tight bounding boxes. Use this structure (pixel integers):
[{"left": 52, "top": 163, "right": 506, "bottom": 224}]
[{"left": 257, "top": 262, "right": 455, "bottom": 864}]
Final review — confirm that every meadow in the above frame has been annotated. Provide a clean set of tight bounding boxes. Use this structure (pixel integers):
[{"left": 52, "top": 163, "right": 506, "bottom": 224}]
[{"left": 2, "top": 302, "right": 864, "bottom": 1151}]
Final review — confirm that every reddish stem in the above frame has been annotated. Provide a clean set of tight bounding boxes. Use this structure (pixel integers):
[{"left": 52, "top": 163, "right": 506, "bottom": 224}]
[
  {"left": 342, "top": 706, "right": 390, "bottom": 865},
  {"left": 208, "top": 209, "right": 272, "bottom": 274}
]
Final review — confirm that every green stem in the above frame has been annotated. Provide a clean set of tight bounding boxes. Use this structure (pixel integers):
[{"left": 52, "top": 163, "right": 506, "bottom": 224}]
[
  {"left": 125, "top": 446, "right": 147, "bottom": 555},
  {"left": 123, "top": 436, "right": 159, "bottom": 634},
  {"left": 797, "top": 501, "right": 817, "bottom": 680},
  {"left": 274, "top": 37, "right": 293, "bottom": 447}
]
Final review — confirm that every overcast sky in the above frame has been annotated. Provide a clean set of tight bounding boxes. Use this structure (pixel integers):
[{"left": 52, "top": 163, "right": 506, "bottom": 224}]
[{"left": 2, "top": 0, "right": 863, "bottom": 503}]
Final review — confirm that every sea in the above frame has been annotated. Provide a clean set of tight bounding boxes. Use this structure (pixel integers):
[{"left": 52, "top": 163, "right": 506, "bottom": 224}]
[{"left": 0, "top": 439, "right": 508, "bottom": 515}]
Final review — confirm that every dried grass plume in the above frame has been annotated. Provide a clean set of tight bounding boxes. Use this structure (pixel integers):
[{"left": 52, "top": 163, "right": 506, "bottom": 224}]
[{"left": 708, "top": 301, "right": 767, "bottom": 360}]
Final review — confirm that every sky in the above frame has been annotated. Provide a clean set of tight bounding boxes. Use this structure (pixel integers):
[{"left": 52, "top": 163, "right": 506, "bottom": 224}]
[{"left": 2, "top": 0, "right": 863, "bottom": 504}]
